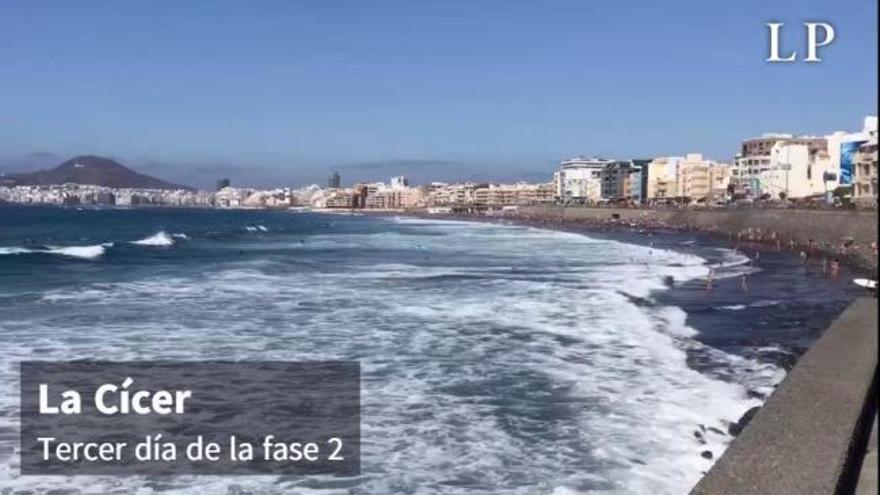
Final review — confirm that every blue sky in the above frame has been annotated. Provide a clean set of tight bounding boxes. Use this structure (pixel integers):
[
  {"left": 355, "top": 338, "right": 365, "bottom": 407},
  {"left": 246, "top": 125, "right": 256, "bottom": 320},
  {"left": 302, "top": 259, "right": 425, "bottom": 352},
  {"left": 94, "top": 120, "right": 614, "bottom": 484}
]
[{"left": 0, "top": 0, "right": 876, "bottom": 187}]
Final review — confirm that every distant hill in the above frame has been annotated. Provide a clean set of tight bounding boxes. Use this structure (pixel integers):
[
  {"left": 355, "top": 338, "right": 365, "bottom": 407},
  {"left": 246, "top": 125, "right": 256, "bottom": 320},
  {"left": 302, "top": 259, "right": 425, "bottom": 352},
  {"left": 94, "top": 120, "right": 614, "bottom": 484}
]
[{"left": 0, "top": 155, "right": 193, "bottom": 190}]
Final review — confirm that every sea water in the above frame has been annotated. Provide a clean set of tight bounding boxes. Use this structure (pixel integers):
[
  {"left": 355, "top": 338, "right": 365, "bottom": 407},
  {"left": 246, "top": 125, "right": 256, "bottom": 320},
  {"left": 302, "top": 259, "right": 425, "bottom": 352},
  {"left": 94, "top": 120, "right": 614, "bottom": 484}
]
[{"left": 0, "top": 206, "right": 853, "bottom": 494}]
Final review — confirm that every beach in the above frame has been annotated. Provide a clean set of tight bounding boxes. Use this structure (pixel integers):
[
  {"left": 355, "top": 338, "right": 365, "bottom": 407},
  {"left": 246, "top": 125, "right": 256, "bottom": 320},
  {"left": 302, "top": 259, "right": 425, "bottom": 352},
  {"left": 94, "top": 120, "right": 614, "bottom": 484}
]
[{"left": 0, "top": 205, "right": 860, "bottom": 494}]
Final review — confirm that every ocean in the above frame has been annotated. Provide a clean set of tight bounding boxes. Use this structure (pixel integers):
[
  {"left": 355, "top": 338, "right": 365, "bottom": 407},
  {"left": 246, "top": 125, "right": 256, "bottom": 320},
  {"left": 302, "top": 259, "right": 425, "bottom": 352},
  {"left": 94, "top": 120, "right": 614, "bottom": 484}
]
[{"left": 0, "top": 205, "right": 855, "bottom": 494}]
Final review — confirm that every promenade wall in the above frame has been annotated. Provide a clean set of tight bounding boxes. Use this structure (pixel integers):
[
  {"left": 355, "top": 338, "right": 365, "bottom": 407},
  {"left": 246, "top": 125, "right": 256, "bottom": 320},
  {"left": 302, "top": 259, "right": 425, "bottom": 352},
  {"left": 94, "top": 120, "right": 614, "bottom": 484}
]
[{"left": 691, "top": 298, "right": 878, "bottom": 494}]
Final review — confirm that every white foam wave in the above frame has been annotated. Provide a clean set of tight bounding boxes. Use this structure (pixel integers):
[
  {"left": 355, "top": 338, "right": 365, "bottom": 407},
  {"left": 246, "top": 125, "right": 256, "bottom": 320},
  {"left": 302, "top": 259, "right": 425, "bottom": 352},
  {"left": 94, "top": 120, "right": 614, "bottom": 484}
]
[
  {"left": 131, "top": 231, "right": 174, "bottom": 246},
  {"left": 718, "top": 300, "right": 782, "bottom": 311},
  {"left": 0, "top": 218, "right": 788, "bottom": 494},
  {"left": 171, "top": 233, "right": 188, "bottom": 240},
  {"left": 751, "top": 299, "right": 781, "bottom": 308},
  {"left": 245, "top": 225, "right": 269, "bottom": 232},
  {"left": 0, "top": 243, "right": 111, "bottom": 259},
  {"left": 0, "top": 247, "right": 32, "bottom": 255},
  {"left": 48, "top": 243, "right": 112, "bottom": 259}
]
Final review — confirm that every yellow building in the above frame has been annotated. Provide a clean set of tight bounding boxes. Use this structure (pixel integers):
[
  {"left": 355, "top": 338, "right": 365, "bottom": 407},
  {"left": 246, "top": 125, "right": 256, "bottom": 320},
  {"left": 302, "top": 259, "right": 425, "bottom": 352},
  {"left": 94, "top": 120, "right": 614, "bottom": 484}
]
[
  {"left": 646, "top": 157, "right": 679, "bottom": 201},
  {"left": 854, "top": 139, "right": 878, "bottom": 206},
  {"left": 646, "top": 154, "right": 729, "bottom": 203},
  {"left": 676, "top": 154, "right": 730, "bottom": 203}
]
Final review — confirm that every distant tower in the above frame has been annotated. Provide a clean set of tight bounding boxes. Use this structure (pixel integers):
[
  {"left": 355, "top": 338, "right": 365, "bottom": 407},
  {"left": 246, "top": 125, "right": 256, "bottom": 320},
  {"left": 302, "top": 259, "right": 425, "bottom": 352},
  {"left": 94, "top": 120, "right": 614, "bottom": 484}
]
[
  {"left": 328, "top": 171, "right": 341, "bottom": 189},
  {"left": 217, "top": 178, "right": 231, "bottom": 191},
  {"left": 390, "top": 175, "right": 409, "bottom": 189}
]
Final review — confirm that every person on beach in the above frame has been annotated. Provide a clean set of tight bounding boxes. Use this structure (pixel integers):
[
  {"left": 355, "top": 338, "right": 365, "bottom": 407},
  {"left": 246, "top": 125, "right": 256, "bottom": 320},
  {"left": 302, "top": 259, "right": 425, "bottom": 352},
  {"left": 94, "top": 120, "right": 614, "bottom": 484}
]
[{"left": 830, "top": 259, "right": 840, "bottom": 277}]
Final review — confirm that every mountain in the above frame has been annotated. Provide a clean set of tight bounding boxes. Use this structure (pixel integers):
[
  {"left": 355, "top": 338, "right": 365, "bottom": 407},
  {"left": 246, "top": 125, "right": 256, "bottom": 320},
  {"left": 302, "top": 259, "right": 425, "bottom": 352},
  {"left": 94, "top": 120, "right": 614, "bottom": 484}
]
[{"left": 0, "top": 155, "right": 192, "bottom": 190}]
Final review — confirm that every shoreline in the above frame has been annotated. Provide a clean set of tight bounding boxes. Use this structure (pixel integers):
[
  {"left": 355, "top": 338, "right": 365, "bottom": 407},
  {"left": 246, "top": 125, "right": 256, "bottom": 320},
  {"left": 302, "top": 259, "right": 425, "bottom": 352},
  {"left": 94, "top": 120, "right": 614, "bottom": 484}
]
[
  {"left": 383, "top": 209, "right": 867, "bottom": 488},
  {"left": 386, "top": 208, "right": 879, "bottom": 277},
  {"left": 387, "top": 208, "right": 861, "bottom": 351},
  {"left": 4, "top": 202, "right": 877, "bottom": 276}
]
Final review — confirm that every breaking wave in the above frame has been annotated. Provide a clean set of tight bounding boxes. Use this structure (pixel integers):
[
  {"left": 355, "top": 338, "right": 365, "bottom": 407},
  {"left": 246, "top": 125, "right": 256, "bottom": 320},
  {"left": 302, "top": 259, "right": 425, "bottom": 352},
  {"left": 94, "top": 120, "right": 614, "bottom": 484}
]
[
  {"left": 718, "top": 300, "right": 782, "bottom": 311},
  {"left": 0, "top": 243, "right": 112, "bottom": 260},
  {"left": 131, "top": 231, "right": 175, "bottom": 246}
]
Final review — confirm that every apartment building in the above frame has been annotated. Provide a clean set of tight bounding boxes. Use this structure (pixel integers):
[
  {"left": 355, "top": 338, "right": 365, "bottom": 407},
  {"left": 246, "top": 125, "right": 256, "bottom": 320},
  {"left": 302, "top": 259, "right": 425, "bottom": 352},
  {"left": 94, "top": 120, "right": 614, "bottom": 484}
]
[
  {"left": 554, "top": 157, "right": 613, "bottom": 204},
  {"left": 854, "top": 139, "right": 878, "bottom": 206},
  {"left": 472, "top": 182, "right": 555, "bottom": 207},
  {"left": 676, "top": 154, "right": 730, "bottom": 203},
  {"left": 645, "top": 157, "right": 681, "bottom": 201},
  {"left": 734, "top": 116, "right": 878, "bottom": 199},
  {"left": 601, "top": 161, "right": 640, "bottom": 201},
  {"left": 734, "top": 134, "right": 826, "bottom": 180}
]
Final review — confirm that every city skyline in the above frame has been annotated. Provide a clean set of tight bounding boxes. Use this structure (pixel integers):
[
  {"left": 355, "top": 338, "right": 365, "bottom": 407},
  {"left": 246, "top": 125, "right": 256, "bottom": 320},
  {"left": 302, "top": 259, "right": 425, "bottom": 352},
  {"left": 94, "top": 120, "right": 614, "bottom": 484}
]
[{"left": 1, "top": 0, "right": 877, "bottom": 188}]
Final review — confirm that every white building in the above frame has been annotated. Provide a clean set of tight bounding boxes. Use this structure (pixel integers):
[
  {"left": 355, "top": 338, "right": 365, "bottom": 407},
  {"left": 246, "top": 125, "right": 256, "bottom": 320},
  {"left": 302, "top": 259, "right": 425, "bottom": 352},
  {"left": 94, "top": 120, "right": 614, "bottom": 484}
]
[
  {"left": 554, "top": 157, "right": 614, "bottom": 203},
  {"left": 824, "top": 116, "right": 878, "bottom": 190},
  {"left": 755, "top": 142, "right": 838, "bottom": 199},
  {"left": 390, "top": 176, "right": 409, "bottom": 189}
]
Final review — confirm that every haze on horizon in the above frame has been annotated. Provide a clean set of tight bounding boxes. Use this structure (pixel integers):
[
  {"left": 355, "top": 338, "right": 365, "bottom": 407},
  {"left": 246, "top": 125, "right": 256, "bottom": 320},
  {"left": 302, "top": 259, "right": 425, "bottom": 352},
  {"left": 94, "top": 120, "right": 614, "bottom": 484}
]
[{"left": 1, "top": 0, "right": 877, "bottom": 188}]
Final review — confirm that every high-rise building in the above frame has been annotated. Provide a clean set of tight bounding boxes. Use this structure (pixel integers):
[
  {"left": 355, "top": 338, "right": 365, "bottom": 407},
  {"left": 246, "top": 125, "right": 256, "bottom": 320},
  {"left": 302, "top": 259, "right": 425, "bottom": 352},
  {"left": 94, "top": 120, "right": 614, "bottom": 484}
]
[
  {"left": 216, "top": 178, "right": 231, "bottom": 191},
  {"left": 390, "top": 175, "right": 409, "bottom": 189},
  {"left": 328, "top": 171, "right": 341, "bottom": 189}
]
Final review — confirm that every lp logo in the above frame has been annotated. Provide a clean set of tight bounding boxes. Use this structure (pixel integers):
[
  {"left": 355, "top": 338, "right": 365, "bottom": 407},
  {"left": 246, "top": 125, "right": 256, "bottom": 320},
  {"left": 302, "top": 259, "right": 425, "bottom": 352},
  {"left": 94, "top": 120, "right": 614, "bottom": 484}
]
[{"left": 766, "top": 22, "right": 836, "bottom": 63}]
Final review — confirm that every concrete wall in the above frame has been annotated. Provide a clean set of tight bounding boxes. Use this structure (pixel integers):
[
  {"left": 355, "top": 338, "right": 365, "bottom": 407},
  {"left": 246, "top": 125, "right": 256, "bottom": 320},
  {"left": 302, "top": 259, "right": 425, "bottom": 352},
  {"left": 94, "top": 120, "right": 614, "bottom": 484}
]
[
  {"left": 517, "top": 206, "right": 877, "bottom": 245},
  {"left": 691, "top": 298, "right": 878, "bottom": 494}
]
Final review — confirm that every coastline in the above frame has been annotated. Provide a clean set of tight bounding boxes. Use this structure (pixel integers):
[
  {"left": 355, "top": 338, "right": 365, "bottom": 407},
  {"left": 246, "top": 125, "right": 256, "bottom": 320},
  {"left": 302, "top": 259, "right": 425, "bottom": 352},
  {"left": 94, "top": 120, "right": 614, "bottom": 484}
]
[
  {"left": 5, "top": 202, "right": 877, "bottom": 275},
  {"left": 1, "top": 205, "right": 868, "bottom": 492},
  {"left": 387, "top": 206, "right": 879, "bottom": 276}
]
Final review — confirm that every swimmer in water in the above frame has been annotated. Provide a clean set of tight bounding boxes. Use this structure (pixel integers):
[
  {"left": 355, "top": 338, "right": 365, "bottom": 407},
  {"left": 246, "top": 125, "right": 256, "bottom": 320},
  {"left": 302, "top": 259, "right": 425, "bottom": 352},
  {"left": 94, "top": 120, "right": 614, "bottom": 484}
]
[
  {"left": 705, "top": 269, "right": 714, "bottom": 293},
  {"left": 740, "top": 274, "right": 749, "bottom": 293}
]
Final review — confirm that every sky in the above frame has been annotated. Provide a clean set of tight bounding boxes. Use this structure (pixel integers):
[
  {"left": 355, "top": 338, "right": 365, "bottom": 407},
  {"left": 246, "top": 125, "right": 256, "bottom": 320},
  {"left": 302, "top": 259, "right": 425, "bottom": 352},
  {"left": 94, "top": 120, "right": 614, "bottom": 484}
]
[{"left": 0, "top": 0, "right": 877, "bottom": 188}]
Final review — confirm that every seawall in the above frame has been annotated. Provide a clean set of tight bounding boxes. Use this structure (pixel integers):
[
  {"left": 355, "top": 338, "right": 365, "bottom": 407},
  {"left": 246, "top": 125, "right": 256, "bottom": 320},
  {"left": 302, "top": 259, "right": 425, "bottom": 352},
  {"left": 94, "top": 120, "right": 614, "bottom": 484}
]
[
  {"left": 692, "top": 298, "right": 878, "bottom": 494},
  {"left": 511, "top": 206, "right": 878, "bottom": 273}
]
